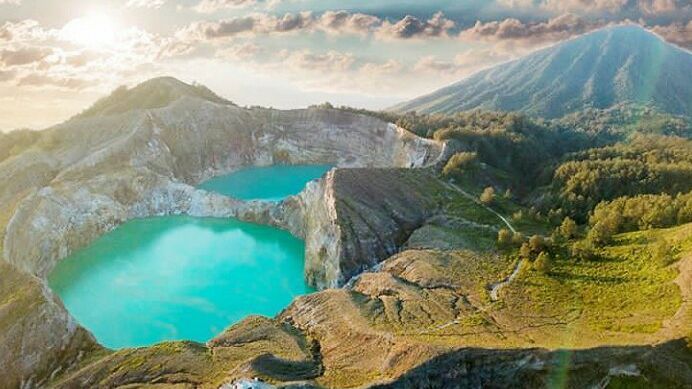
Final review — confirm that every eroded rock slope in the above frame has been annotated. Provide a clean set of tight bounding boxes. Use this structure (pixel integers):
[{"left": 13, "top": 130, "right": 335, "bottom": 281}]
[{"left": 0, "top": 77, "right": 443, "bottom": 388}]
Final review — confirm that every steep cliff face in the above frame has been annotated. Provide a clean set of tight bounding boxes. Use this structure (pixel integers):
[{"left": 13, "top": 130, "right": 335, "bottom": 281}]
[
  {"left": 304, "top": 169, "right": 447, "bottom": 288},
  {"left": 0, "top": 78, "right": 443, "bottom": 387},
  {"left": 2, "top": 97, "right": 442, "bottom": 279},
  {"left": 0, "top": 262, "right": 99, "bottom": 389},
  {"left": 267, "top": 168, "right": 451, "bottom": 289},
  {"left": 277, "top": 171, "right": 344, "bottom": 289}
]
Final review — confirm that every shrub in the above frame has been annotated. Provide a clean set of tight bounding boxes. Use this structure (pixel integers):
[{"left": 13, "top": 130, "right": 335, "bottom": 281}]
[
  {"left": 442, "top": 152, "right": 478, "bottom": 178},
  {"left": 497, "top": 228, "right": 512, "bottom": 247},
  {"left": 651, "top": 238, "right": 675, "bottom": 266},
  {"left": 528, "top": 235, "right": 545, "bottom": 254},
  {"left": 272, "top": 149, "right": 291, "bottom": 164},
  {"left": 586, "top": 220, "right": 617, "bottom": 247},
  {"left": 534, "top": 252, "right": 552, "bottom": 273},
  {"left": 520, "top": 242, "right": 532, "bottom": 259},
  {"left": 480, "top": 187, "right": 495, "bottom": 205},
  {"left": 511, "top": 232, "right": 525, "bottom": 246},
  {"left": 571, "top": 240, "right": 598, "bottom": 261},
  {"left": 558, "top": 217, "right": 578, "bottom": 240}
]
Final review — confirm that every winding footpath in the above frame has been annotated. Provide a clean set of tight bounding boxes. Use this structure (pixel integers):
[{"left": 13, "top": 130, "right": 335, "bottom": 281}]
[
  {"left": 445, "top": 181, "right": 516, "bottom": 234},
  {"left": 422, "top": 181, "right": 526, "bottom": 335},
  {"left": 444, "top": 181, "right": 523, "bottom": 301},
  {"left": 488, "top": 259, "right": 525, "bottom": 301}
]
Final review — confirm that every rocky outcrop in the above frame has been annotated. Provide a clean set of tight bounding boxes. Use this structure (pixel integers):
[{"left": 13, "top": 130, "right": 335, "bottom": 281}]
[
  {"left": 0, "top": 262, "right": 99, "bottom": 389},
  {"left": 45, "top": 247, "right": 692, "bottom": 388},
  {"left": 2, "top": 93, "right": 442, "bottom": 279},
  {"left": 372, "top": 339, "right": 692, "bottom": 388},
  {"left": 0, "top": 78, "right": 443, "bottom": 388},
  {"left": 287, "top": 169, "right": 449, "bottom": 288}
]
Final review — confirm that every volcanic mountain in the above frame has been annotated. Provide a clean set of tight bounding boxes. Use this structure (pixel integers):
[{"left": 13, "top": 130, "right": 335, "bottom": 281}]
[{"left": 392, "top": 25, "right": 692, "bottom": 118}]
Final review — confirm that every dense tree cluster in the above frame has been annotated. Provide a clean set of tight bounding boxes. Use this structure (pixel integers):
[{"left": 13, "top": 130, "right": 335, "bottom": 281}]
[
  {"left": 586, "top": 192, "right": 692, "bottom": 245},
  {"left": 442, "top": 152, "right": 478, "bottom": 179},
  {"left": 430, "top": 112, "right": 600, "bottom": 187},
  {"left": 339, "top": 106, "right": 689, "bottom": 196},
  {"left": 335, "top": 107, "right": 453, "bottom": 138},
  {"left": 337, "top": 105, "right": 692, "bottom": 246},
  {"left": 549, "top": 135, "right": 692, "bottom": 220},
  {"left": 558, "top": 104, "right": 692, "bottom": 138}
]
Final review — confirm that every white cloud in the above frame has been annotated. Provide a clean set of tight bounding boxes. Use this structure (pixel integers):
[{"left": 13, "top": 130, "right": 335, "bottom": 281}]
[
  {"left": 459, "top": 13, "right": 608, "bottom": 45},
  {"left": 177, "top": 11, "right": 457, "bottom": 42},
  {"left": 497, "top": 0, "right": 691, "bottom": 16},
  {"left": 648, "top": 20, "right": 692, "bottom": 49},
  {"left": 216, "top": 42, "right": 262, "bottom": 60},
  {"left": 277, "top": 49, "right": 356, "bottom": 72},
  {"left": 376, "top": 12, "right": 455, "bottom": 40},
  {"left": 194, "top": 0, "right": 257, "bottom": 13},
  {"left": 0, "top": 18, "right": 180, "bottom": 91},
  {"left": 126, "top": 0, "right": 166, "bottom": 9}
]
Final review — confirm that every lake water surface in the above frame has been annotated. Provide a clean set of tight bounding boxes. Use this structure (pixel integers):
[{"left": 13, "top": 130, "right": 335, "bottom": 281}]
[
  {"left": 49, "top": 165, "right": 327, "bottom": 349},
  {"left": 198, "top": 164, "right": 333, "bottom": 201}
]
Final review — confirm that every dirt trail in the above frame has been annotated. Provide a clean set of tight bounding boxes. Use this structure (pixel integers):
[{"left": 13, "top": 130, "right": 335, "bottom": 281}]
[
  {"left": 445, "top": 181, "right": 516, "bottom": 233},
  {"left": 489, "top": 259, "right": 525, "bottom": 302},
  {"left": 655, "top": 253, "right": 691, "bottom": 341},
  {"left": 444, "top": 180, "right": 523, "bottom": 303}
]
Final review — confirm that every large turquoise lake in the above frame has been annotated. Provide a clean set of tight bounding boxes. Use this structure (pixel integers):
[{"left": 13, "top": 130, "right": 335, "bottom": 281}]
[{"left": 48, "top": 165, "right": 329, "bottom": 349}]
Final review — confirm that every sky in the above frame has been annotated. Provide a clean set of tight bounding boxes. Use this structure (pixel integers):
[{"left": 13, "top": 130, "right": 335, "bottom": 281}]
[{"left": 0, "top": 0, "right": 690, "bottom": 131}]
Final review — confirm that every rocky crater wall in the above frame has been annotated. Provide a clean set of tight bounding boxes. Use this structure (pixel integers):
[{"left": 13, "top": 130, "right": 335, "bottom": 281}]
[
  {"left": 0, "top": 98, "right": 443, "bottom": 387},
  {"left": 2, "top": 100, "right": 442, "bottom": 280}
]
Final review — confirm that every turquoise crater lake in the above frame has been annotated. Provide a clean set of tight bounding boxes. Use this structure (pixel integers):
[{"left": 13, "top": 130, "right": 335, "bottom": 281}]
[
  {"left": 198, "top": 164, "right": 333, "bottom": 201},
  {"left": 48, "top": 165, "right": 330, "bottom": 349}
]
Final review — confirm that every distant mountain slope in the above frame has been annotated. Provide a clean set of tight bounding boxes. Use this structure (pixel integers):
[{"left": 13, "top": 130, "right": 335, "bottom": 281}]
[
  {"left": 392, "top": 25, "right": 692, "bottom": 118},
  {"left": 77, "top": 76, "right": 235, "bottom": 118}
]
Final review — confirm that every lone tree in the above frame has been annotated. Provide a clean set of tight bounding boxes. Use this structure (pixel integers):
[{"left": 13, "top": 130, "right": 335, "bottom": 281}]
[
  {"left": 528, "top": 235, "right": 545, "bottom": 254},
  {"left": 480, "top": 187, "right": 495, "bottom": 205},
  {"left": 511, "top": 231, "right": 525, "bottom": 246},
  {"left": 497, "top": 228, "right": 512, "bottom": 247},
  {"left": 571, "top": 240, "right": 598, "bottom": 261},
  {"left": 534, "top": 252, "right": 552, "bottom": 273},
  {"left": 652, "top": 238, "right": 673, "bottom": 266},
  {"left": 558, "top": 217, "right": 578, "bottom": 240},
  {"left": 586, "top": 221, "right": 615, "bottom": 247},
  {"left": 442, "top": 152, "right": 478, "bottom": 178},
  {"left": 520, "top": 242, "right": 532, "bottom": 259}
]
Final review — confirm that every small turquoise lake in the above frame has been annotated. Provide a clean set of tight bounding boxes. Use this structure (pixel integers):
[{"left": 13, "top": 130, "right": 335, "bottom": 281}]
[
  {"left": 198, "top": 164, "right": 332, "bottom": 201},
  {"left": 48, "top": 165, "right": 329, "bottom": 349}
]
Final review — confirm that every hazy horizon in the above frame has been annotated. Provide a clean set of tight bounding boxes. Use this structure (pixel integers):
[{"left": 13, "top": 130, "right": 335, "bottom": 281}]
[{"left": 1, "top": 0, "right": 690, "bottom": 131}]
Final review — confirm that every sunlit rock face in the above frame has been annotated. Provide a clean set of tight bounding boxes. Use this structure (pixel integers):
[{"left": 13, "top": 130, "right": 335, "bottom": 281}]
[
  {"left": 3, "top": 89, "right": 442, "bottom": 280},
  {"left": 0, "top": 78, "right": 443, "bottom": 387},
  {"left": 277, "top": 168, "right": 448, "bottom": 289}
]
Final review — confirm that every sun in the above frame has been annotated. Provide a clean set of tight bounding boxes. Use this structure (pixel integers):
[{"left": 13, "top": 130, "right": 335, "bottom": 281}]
[{"left": 61, "top": 13, "right": 119, "bottom": 48}]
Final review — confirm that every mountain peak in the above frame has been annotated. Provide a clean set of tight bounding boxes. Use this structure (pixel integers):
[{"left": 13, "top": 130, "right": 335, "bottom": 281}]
[
  {"left": 78, "top": 76, "right": 234, "bottom": 119},
  {"left": 393, "top": 24, "right": 692, "bottom": 118}
]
